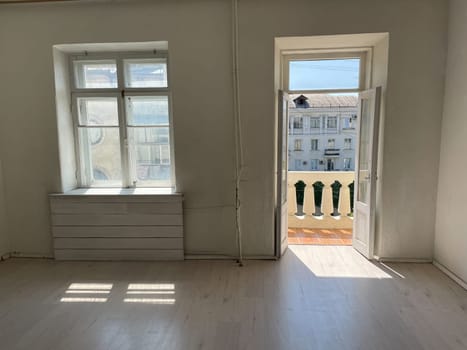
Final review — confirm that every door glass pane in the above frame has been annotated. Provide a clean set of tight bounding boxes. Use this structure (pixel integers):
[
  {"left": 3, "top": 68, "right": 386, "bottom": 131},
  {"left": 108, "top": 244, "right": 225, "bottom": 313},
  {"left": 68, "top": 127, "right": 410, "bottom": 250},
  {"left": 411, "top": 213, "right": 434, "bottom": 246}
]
[
  {"left": 128, "top": 127, "right": 171, "bottom": 187},
  {"left": 77, "top": 97, "right": 119, "bottom": 126},
  {"left": 79, "top": 127, "right": 122, "bottom": 186},
  {"left": 358, "top": 99, "right": 371, "bottom": 203},
  {"left": 74, "top": 60, "right": 118, "bottom": 89},
  {"left": 289, "top": 58, "right": 360, "bottom": 91},
  {"left": 125, "top": 96, "right": 169, "bottom": 126},
  {"left": 124, "top": 59, "right": 168, "bottom": 88}
]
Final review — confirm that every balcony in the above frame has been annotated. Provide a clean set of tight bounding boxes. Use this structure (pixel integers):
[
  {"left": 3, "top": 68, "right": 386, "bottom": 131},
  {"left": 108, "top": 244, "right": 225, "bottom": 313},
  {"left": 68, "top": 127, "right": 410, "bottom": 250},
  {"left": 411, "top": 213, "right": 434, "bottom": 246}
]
[
  {"left": 287, "top": 171, "right": 354, "bottom": 231},
  {"left": 324, "top": 148, "right": 340, "bottom": 156}
]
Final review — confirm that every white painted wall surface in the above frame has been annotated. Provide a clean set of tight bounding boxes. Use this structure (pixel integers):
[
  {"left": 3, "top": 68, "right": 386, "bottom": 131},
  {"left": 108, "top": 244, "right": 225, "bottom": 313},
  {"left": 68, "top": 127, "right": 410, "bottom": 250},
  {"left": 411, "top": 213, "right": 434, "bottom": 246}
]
[
  {"left": 0, "top": 160, "right": 9, "bottom": 256},
  {"left": 434, "top": 0, "right": 467, "bottom": 284},
  {"left": 0, "top": 0, "right": 447, "bottom": 258}
]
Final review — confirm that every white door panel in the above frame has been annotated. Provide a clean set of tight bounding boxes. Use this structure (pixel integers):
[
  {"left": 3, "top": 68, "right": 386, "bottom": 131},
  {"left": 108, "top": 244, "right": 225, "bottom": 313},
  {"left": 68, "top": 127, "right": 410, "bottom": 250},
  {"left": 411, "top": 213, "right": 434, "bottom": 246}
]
[
  {"left": 276, "top": 90, "right": 289, "bottom": 258},
  {"left": 353, "top": 87, "right": 382, "bottom": 259}
]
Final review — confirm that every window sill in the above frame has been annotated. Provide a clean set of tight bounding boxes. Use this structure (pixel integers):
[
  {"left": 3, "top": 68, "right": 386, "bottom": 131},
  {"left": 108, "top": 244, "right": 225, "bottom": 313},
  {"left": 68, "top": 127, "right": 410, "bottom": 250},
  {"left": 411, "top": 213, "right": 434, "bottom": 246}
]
[{"left": 52, "top": 187, "right": 180, "bottom": 197}]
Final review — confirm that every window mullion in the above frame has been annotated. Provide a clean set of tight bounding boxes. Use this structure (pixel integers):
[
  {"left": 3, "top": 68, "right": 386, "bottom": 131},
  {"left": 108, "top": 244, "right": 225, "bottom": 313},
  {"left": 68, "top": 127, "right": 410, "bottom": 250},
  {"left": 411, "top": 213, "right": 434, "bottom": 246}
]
[{"left": 116, "top": 57, "right": 130, "bottom": 187}]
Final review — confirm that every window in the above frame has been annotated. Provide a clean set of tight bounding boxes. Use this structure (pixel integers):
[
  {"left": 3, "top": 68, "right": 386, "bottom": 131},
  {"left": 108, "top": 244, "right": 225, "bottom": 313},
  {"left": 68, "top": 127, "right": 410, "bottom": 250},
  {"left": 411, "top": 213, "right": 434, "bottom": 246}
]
[
  {"left": 343, "top": 158, "right": 352, "bottom": 170},
  {"left": 311, "top": 139, "right": 319, "bottom": 151},
  {"left": 294, "top": 139, "right": 303, "bottom": 151},
  {"left": 310, "top": 159, "right": 319, "bottom": 170},
  {"left": 71, "top": 52, "right": 173, "bottom": 188},
  {"left": 310, "top": 117, "right": 320, "bottom": 129},
  {"left": 293, "top": 116, "right": 303, "bottom": 129},
  {"left": 344, "top": 138, "right": 352, "bottom": 149},
  {"left": 342, "top": 116, "right": 354, "bottom": 129},
  {"left": 327, "top": 139, "right": 336, "bottom": 148},
  {"left": 294, "top": 159, "right": 302, "bottom": 169},
  {"left": 284, "top": 51, "right": 367, "bottom": 92},
  {"left": 327, "top": 117, "right": 337, "bottom": 129},
  {"left": 289, "top": 58, "right": 360, "bottom": 91}
]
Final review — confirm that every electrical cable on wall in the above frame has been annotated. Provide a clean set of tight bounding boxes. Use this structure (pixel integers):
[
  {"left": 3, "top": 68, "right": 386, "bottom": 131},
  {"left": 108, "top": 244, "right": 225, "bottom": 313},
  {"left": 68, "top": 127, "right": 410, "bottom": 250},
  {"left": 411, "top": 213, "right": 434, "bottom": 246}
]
[{"left": 232, "top": 0, "right": 244, "bottom": 267}]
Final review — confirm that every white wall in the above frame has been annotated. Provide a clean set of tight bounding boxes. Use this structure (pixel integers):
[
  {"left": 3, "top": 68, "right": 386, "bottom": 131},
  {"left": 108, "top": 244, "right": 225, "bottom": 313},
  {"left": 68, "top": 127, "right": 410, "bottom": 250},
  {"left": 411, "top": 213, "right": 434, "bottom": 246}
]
[
  {"left": 434, "top": 0, "right": 467, "bottom": 285},
  {"left": 0, "top": 0, "right": 447, "bottom": 259},
  {"left": 0, "top": 160, "right": 9, "bottom": 256}
]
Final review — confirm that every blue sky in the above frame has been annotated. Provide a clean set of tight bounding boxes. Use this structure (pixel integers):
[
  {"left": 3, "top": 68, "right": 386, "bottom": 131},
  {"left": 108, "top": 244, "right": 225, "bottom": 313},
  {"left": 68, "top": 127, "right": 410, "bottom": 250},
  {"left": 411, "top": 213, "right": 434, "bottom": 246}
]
[{"left": 289, "top": 59, "right": 360, "bottom": 90}]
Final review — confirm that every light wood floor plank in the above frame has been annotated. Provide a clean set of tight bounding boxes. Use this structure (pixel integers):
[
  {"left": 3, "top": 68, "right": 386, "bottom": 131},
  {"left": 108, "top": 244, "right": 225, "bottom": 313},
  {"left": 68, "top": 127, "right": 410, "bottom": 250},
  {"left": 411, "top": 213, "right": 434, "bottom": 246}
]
[{"left": 0, "top": 246, "right": 466, "bottom": 349}]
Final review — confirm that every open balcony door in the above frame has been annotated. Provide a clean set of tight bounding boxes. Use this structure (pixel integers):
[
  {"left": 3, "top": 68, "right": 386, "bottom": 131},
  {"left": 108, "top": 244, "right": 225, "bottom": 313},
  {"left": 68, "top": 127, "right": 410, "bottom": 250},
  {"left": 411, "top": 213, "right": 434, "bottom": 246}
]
[
  {"left": 276, "top": 90, "right": 289, "bottom": 258},
  {"left": 353, "top": 87, "right": 382, "bottom": 259}
]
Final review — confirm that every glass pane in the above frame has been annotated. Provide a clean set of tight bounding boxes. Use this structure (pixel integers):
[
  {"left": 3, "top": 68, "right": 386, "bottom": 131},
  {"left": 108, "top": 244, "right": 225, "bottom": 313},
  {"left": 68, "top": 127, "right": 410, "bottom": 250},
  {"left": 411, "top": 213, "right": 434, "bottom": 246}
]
[
  {"left": 358, "top": 99, "right": 371, "bottom": 203},
  {"left": 289, "top": 58, "right": 360, "bottom": 91},
  {"left": 79, "top": 127, "right": 122, "bottom": 186},
  {"left": 124, "top": 59, "right": 168, "bottom": 88},
  {"left": 128, "top": 127, "right": 171, "bottom": 186},
  {"left": 77, "top": 97, "right": 119, "bottom": 126},
  {"left": 74, "top": 60, "right": 118, "bottom": 89},
  {"left": 125, "top": 96, "right": 169, "bottom": 126}
]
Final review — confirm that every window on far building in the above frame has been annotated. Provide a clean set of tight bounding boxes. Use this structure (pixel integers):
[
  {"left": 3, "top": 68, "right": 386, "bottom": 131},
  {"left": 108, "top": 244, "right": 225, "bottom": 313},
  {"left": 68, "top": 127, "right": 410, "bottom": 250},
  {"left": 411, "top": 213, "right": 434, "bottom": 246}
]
[
  {"left": 294, "top": 139, "right": 303, "bottom": 151},
  {"left": 294, "top": 159, "right": 302, "bottom": 169},
  {"left": 342, "top": 116, "right": 354, "bottom": 129},
  {"left": 311, "top": 139, "right": 319, "bottom": 151},
  {"left": 327, "top": 138, "right": 336, "bottom": 148},
  {"left": 71, "top": 51, "right": 173, "bottom": 188},
  {"left": 327, "top": 117, "right": 337, "bottom": 129},
  {"left": 310, "top": 159, "right": 319, "bottom": 170},
  {"left": 343, "top": 158, "right": 352, "bottom": 170},
  {"left": 344, "top": 138, "right": 352, "bottom": 149},
  {"left": 310, "top": 117, "right": 320, "bottom": 129},
  {"left": 293, "top": 116, "right": 303, "bottom": 129}
]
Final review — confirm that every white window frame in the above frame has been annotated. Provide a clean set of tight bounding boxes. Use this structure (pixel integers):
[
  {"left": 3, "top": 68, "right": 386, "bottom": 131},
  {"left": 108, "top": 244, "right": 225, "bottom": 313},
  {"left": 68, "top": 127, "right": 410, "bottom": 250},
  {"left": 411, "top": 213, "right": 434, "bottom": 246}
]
[
  {"left": 69, "top": 51, "right": 175, "bottom": 188},
  {"left": 281, "top": 50, "right": 370, "bottom": 94}
]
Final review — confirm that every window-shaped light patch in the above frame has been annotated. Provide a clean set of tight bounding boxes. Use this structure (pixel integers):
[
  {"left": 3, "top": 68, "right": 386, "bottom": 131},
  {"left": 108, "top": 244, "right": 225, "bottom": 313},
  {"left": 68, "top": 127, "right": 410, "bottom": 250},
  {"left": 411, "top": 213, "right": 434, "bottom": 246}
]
[
  {"left": 74, "top": 60, "right": 118, "bottom": 89},
  {"left": 124, "top": 58, "right": 168, "bottom": 88},
  {"left": 60, "top": 283, "right": 113, "bottom": 303},
  {"left": 125, "top": 283, "right": 175, "bottom": 304},
  {"left": 289, "top": 58, "right": 360, "bottom": 91}
]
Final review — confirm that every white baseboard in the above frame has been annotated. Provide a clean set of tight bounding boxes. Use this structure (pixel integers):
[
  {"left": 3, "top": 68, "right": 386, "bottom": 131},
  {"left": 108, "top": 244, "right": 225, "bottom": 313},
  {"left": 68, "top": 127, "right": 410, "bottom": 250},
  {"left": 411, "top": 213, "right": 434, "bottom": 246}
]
[
  {"left": 9, "top": 252, "right": 54, "bottom": 259},
  {"left": 433, "top": 260, "right": 467, "bottom": 291},
  {"left": 374, "top": 256, "right": 433, "bottom": 263},
  {"left": 184, "top": 254, "right": 276, "bottom": 260}
]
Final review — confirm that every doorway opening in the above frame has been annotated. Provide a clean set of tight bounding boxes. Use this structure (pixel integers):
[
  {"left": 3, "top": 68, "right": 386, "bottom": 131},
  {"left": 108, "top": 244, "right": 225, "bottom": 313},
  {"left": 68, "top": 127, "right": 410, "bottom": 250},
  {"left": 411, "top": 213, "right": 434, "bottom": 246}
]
[
  {"left": 287, "top": 91, "right": 357, "bottom": 246},
  {"left": 275, "top": 33, "right": 388, "bottom": 259}
]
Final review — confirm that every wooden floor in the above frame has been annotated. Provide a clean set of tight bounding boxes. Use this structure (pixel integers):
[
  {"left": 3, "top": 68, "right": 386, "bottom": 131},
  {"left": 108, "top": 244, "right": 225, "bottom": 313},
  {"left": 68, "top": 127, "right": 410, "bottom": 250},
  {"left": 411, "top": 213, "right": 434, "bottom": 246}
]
[
  {"left": 288, "top": 227, "right": 352, "bottom": 245},
  {"left": 0, "top": 246, "right": 467, "bottom": 350}
]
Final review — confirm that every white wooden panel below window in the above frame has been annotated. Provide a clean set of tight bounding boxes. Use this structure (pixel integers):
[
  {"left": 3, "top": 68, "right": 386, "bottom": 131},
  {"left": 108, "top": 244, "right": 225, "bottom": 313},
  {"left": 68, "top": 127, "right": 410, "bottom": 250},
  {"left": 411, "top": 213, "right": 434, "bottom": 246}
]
[
  {"left": 54, "top": 237, "right": 183, "bottom": 250},
  {"left": 49, "top": 193, "right": 184, "bottom": 261},
  {"left": 54, "top": 249, "right": 184, "bottom": 261},
  {"left": 52, "top": 214, "right": 183, "bottom": 226},
  {"left": 50, "top": 201, "right": 182, "bottom": 215},
  {"left": 52, "top": 226, "right": 183, "bottom": 238}
]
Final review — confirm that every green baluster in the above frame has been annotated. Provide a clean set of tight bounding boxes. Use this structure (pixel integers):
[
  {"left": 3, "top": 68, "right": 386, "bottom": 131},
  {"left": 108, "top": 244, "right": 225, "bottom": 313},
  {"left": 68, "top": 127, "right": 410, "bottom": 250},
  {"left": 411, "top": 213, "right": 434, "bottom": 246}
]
[
  {"left": 294, "top": 180, "right": 306, "bottom": 217},
  {"left": 330, "top": 180, "right": 342, "bottom": 217},
  {"left": 348, "top": 181, "right": 354, "bottom": 217},
  {"left": 312, "top": 181, "right": 324, "bottom": 217}
]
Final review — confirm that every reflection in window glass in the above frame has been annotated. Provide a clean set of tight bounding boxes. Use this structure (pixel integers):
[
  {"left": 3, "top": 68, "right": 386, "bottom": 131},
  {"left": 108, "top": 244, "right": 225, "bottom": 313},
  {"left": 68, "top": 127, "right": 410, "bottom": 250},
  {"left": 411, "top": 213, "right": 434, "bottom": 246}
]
[
  {"left": 125, "top": 96, "right": 169, "bottom": 126},
  {"left": 74, "top": 60, "right": 117, "bottom": 88},
  {"left": 124, "top": 59, "right": 168, "bottom": 88}
]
